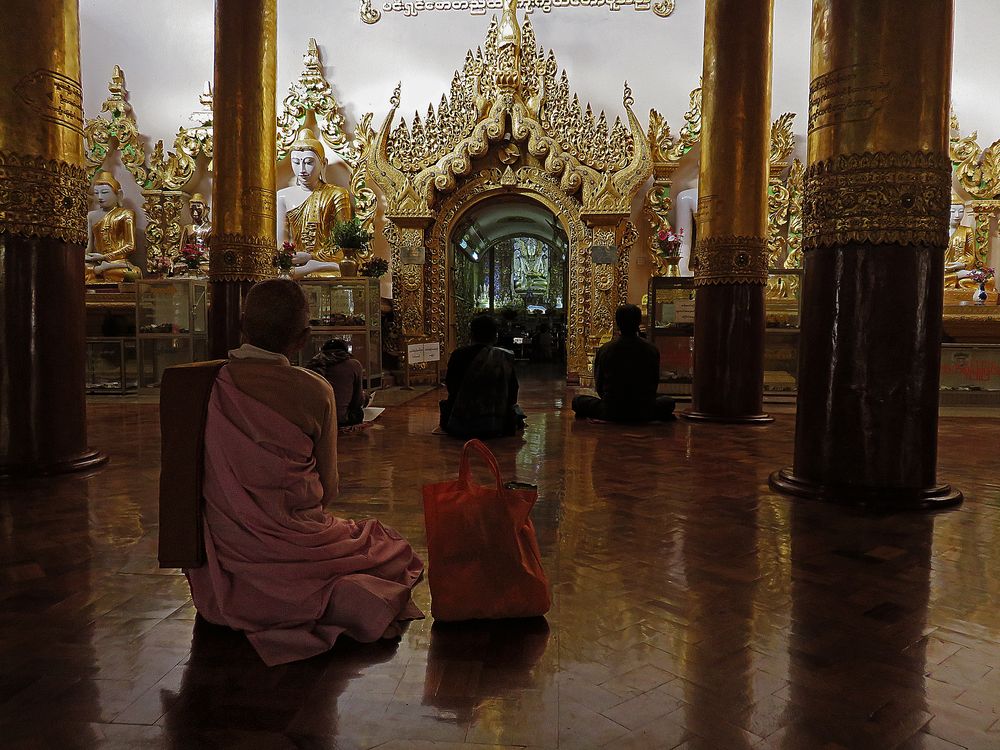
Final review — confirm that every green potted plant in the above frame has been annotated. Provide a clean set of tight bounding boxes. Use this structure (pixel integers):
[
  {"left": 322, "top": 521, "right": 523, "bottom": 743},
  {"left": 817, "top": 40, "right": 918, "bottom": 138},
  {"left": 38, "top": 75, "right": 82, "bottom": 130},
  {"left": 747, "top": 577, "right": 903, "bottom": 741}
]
[{"left": 327, "top": 217, "right": 374, "bottom": 277}]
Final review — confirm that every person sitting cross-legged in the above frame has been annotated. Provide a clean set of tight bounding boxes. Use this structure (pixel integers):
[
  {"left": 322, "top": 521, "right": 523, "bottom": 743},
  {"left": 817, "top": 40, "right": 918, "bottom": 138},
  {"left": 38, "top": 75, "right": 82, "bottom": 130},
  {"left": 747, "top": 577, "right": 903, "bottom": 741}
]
[
  {"left": 440, "top": 313, "right": 526, "bottom": 439},
  {"left": 572, "top": 303, "right": 676, "bottom": 423},
  {"left": 173, "top": 278, "right": 423, "bottom": 666},
  {"left": 307, "top": 338, "right": 368, "bottom": 427}
]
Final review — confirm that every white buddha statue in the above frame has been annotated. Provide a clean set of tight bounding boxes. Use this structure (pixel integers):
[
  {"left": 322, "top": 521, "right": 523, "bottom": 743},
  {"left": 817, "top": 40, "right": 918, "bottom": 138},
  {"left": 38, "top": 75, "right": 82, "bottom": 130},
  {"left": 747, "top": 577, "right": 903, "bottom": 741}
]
[
  {"left": 674, "top": 184, "right": 698, "bottom": 276},
  {"left": 85, "top": 171, "right": 142, "bottom": 283},
  {"left": 275, "top": 128, "right": 349, "bottom": 279}
]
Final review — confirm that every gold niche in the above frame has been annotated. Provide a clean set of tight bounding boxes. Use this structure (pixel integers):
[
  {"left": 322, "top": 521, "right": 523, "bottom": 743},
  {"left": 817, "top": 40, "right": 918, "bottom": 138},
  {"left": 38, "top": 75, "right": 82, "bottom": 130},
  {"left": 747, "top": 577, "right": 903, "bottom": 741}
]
[{"left": 364, "top": 2, "right": 651, "bottom": 382}]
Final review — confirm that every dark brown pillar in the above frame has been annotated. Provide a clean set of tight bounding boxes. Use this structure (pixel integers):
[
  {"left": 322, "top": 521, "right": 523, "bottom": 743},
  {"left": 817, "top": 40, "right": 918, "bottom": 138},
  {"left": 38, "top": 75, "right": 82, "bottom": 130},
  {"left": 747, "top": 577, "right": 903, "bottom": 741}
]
[
  {"left": 683, "top": 0, "right": 774, "bottom": 423},
  {"left": 209, "top": 0, "right": 277, "bottom": 357},
  {"left": 0, "top": 0, "right": 105, "bottom": 477},
  {"left": 770, "top": 0, "right": 961, "bottom": 509}
]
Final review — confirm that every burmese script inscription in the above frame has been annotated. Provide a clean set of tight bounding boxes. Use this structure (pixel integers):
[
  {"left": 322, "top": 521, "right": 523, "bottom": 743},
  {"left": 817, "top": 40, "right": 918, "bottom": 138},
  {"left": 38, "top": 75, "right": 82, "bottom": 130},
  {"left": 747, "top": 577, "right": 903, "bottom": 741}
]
[
  {"left": 361, "top": 0, "right": 675, "bottom": 23},
  {"left": 808, "top": 64, "right": 889, "bottom": 133}
]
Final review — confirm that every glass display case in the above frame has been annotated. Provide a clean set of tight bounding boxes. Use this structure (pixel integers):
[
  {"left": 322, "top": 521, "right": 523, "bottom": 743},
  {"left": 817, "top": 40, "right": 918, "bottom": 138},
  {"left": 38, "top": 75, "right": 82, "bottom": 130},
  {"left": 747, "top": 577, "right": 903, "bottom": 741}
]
[
  {"left": 764, "top": 269, "right": 803, "bottom": 394},
  {"left": 298, "top": 277, "right": 382, "bottom": 386},
  {"left": 136, "top": 278, "right": 210, "bottom": 388},
  {"left": 647, "top": 277, "right": 695, "bottom": 396},
  {"left": 85, "top": 337, "right": 138, "bottom": 394}
]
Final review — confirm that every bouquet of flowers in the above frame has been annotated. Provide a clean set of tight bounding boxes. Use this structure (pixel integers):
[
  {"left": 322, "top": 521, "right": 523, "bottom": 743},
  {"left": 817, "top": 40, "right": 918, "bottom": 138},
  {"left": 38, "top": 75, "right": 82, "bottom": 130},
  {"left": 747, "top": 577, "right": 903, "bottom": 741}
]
[
  {"left": 180, "top": 243, "right": 206, "bottom": 269},
  {"left": 359, "top": 257, "right": 390, "bottom": 278},
  {"left": 969, "top": 261, "right": 996, "bottom": 285},
  {"left": 274, "top": 241, "right": 296, "bottom": 273},
  {"left": 151, "top": 254, "right": 174, "bottom": 277},
  {"left": 656, "top": 226, "right": 683, "bottom": 257}
]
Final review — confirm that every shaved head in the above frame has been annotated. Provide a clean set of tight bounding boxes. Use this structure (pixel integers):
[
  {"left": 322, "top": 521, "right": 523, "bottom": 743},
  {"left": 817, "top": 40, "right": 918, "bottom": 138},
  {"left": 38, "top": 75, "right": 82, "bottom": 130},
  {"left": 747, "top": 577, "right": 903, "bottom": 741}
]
[{"left": 242, "top": 279, "right": 310, "bottom": 355}]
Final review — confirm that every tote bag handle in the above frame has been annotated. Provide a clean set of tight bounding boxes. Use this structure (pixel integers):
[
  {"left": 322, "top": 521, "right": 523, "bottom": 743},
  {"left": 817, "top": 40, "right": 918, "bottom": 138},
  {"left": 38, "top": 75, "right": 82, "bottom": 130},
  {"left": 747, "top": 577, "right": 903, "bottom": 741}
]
[{"left": 458, "top": 439, "right": 505, "bottom": 493}]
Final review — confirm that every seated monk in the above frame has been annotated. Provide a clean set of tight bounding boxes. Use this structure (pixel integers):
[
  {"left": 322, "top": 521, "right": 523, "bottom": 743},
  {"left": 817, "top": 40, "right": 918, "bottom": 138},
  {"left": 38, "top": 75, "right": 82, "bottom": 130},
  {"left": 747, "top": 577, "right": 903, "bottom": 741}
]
[
  {"left": 572, "top": 304, "right": 676, "bottom": 423},
  {"left": 161, "top": 278, "right": 423, "bottom": 666},
  {"left": 440, "top": 314, "right": 526, "bottom": 439}
]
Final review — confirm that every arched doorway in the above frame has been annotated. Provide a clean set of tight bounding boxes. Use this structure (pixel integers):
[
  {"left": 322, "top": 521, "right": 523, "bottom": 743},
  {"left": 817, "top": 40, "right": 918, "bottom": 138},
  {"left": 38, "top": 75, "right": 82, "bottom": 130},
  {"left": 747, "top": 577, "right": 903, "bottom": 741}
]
[
  {"left": 363, "top": 4, "right": 651, "bottom": 383},
  {"left": 449, "top": 196, "right": 568, "bottom": 362}
]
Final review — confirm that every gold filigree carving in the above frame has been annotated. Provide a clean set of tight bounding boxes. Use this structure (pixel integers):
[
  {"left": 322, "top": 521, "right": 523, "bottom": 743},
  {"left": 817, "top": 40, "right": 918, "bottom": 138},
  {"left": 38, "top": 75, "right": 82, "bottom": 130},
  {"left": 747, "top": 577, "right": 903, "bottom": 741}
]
[
  {"left": 950, "top": 110, "right": 1000, "bottom": 201},
  {"left": 368, "top": 6, "right": 650, "bottom": 219},
  {"left": 769, "top": 112, "right": 795, "bottom": 168},
  {"left": 83, "top": 66, "right": 151, "bottom": 188},
  {"left": 692, "top": 236, "right": 768, "bottom": 286},
  {"left": 0, "top": 151, "right": 88, "bottom": 244},
  {"left": 148, "top": 84, "right": 214, "bottom": 192},
  {"left": 141, "top": 190, "right": 184, "bottom": 272},
  {"left": 764, "top": 113, "right": 798, "bottom": 299},
  {"left": 804, "top": 151, "right": 951, "bottom": 249},
  {"left": 210, "top": 232, "right": 275, "bottom": 282}
]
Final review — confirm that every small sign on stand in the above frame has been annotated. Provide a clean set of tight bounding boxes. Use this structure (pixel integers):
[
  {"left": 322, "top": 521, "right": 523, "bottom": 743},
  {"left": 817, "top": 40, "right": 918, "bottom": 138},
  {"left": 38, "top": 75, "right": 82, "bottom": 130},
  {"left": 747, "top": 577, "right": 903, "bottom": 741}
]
[{"left": 403, "top": 336, "right": 442, "bottom": 389}]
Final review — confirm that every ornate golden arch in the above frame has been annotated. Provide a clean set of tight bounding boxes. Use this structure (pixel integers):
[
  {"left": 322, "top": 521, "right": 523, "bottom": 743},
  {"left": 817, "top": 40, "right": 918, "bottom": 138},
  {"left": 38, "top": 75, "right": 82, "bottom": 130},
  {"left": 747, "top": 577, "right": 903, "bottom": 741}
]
[
  {"left": 365, "top": 2, "right": 650, "bottom": 382},
  {"left": 426, "top": 167, "right": 596, "bottom": 376}
]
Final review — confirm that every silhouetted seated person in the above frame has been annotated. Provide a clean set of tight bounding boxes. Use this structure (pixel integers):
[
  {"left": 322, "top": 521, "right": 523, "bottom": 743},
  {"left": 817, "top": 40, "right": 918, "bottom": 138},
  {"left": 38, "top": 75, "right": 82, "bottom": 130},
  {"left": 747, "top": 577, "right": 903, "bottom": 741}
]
[
  {"left": 572, "top": 304, "right": 676, "bottom": 423},
  {"left": 307, "top": 338, "right": 368, "bottom": 427},
  {"left": 165, "top": 279, "right": 423, "bottom": 666},
  {"left": 440, "top": 314, "right": 526, "bottom": 438}
]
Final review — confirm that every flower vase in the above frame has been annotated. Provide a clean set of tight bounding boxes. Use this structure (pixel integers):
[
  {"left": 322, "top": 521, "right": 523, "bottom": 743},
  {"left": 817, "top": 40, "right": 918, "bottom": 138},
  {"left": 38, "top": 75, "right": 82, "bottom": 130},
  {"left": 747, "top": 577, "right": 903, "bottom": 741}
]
[
  {"left": 340, "top": 258, "right": 358, "bottom": 277},
  {"left": 973, "top": 283, "right": 988, "bottom": 305}
]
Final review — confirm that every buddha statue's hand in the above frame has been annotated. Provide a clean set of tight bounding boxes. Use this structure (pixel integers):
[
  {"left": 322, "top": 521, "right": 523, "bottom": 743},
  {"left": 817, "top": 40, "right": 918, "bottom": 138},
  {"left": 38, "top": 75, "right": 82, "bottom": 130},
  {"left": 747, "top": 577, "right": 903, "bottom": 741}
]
[
  {"left": 292, "top": 251, "right": 314, "bottom": 266},
  {"left": 85, "top": 252, "right": 106, "bottom": 263},
  {"left": 95, "top": 261, "right": 129, "bottom": 274}
]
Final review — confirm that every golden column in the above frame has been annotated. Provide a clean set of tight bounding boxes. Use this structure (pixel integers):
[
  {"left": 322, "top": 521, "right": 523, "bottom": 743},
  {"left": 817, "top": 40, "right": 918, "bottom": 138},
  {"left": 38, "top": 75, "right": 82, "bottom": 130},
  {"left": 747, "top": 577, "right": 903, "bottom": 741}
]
[
  {"left": 771, "top": 0, "right": 961, "bottom": 508},
  {"left": 209, "top": 0, "right": 277, "bottom": 356},
  {"left": 683, "top": 0, "right": 774, "bottom": 423},
  {"left": 0, "top": 0, "right": 105, "bottom": 476}
]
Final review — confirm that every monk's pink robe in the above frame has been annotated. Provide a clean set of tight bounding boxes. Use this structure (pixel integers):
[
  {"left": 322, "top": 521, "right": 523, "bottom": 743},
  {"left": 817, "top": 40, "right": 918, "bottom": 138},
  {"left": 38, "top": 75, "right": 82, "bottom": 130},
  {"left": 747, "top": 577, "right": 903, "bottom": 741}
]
[{"left": 186, "top": 355, "right": 423, "bottom": 666}]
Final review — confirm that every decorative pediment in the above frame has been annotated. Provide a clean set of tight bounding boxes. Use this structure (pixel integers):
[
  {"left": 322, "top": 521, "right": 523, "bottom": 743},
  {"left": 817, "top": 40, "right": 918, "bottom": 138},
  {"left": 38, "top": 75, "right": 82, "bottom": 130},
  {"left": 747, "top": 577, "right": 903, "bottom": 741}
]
[
  {"left": 83, "top": 66, "right": 151, "bottom": 188},
  {"left": 950, "top": 110, "right": 1000, "bottom": 200},
  {"left": 148, "top": 83, "right": 214, "bottom": 191},
  {"left": 366, "top": 0, "right": 651, "bottom": 220}
]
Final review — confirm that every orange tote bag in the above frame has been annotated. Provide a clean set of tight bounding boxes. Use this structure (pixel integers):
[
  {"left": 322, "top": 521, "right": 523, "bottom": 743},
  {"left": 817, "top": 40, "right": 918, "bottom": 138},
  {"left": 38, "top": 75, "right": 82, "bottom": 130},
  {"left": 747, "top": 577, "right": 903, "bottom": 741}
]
[{"left": 422, "top": 439, "right": 551, "bottom": 621}]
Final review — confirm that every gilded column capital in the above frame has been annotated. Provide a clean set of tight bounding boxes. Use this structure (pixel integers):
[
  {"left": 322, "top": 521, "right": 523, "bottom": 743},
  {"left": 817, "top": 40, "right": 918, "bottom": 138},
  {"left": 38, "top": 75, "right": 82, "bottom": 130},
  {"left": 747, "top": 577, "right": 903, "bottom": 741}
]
[
  {"left": 692, "top": 235, "right": 768, "bottom": 286},
  {"left": 803, "top": 150, "right": 951, "bottom": 250},
  {"left": 0, "top": 150, "right": 87, "bottom": 244},
  {"left": 210, "top": 232, "right": 275, "bottom": 282}
]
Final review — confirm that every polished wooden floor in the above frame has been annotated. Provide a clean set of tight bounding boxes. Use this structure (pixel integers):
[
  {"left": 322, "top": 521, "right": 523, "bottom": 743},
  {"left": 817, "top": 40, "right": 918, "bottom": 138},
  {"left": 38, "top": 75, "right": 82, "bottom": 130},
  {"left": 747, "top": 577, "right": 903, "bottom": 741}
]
[{"left": 2, "top": 369, "right": 1000, "bottom": 749}]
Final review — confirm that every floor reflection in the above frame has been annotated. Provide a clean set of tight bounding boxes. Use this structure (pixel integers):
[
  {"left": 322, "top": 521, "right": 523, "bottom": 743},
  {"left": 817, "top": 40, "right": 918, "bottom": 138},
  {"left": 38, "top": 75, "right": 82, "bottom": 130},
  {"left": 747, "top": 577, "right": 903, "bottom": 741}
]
[{"left": 1, "top": 384, "right": 999, "bottom": 747}]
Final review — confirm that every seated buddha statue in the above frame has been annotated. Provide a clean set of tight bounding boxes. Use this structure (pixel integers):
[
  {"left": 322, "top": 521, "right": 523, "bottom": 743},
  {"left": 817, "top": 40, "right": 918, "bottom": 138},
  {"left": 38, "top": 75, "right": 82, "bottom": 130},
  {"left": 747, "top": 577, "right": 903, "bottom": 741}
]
[
  {"left": 275, "top": 128, "right": 351, "bottom": 279},
  {"left": 85, "top": 171, "right": 142, "bottom": 284},
  {"left": 175, "top": 192, "right": 211, "bottom": 273},
  {"left": 944, "top": 201, "right": 995, "bottom": 302}
]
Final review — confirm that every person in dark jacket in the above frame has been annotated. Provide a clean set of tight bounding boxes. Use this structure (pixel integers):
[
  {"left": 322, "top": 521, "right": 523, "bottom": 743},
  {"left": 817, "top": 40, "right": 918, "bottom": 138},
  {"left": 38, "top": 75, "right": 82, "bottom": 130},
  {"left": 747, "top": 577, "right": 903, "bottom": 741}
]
[
  {"left": 308, "top": 338, "right": 367, "bottom": 426},
  {"left": 440, "top": 314, "right": 525, "bottom": 438},
  {"left": 572, "top": 304, "right": 675, "bottom": 423}
]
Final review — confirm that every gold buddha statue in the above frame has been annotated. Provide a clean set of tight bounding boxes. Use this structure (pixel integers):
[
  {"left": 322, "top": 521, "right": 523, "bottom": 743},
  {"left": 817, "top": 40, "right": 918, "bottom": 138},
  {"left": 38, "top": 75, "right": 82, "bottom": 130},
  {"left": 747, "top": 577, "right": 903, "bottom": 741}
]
[
  {"left": 944, "top": 200, "right": 995, "bottom": 304},
  {"left": 176, "top": 192, "right": 211, "bottom": 273},
  {"left": 275, "top": 127, "right": 351, "bottom": 278},
  {"left": 85, "top": 171, "right": 142, "bottom": 284}
]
